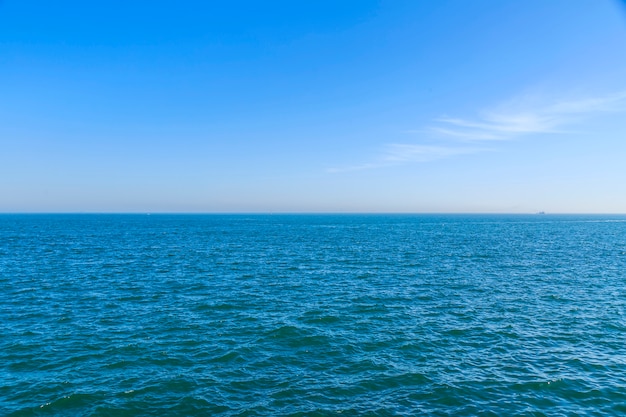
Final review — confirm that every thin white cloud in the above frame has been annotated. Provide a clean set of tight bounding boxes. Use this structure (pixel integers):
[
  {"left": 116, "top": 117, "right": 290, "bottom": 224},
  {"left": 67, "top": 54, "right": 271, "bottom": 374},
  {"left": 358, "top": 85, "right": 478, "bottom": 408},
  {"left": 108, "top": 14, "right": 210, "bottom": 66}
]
[
  {"left": 328, "top": 90, "right": 626, "bottom": 173},
  {"left": 433, "top": 91, "right": 626, "bottom": 141},
  {"left": 384, "top": 144, "right": 484, "bottom": 162},
  {"left": 327, "top": 144, "right": 484, "bottom": 173},
  {"left": 547, "top": 92, "right": 626, "bottom": 114},
  {"left": 429, "top": 127, "right": 503, "bottom": 141}
]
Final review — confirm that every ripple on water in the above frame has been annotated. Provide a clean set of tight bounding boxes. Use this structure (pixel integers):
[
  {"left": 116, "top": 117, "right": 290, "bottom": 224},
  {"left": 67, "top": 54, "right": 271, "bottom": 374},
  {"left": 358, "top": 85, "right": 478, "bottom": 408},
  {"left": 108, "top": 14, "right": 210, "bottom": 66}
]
[{"left": 2, "top": 214, "right": 626, "bottom": 415}]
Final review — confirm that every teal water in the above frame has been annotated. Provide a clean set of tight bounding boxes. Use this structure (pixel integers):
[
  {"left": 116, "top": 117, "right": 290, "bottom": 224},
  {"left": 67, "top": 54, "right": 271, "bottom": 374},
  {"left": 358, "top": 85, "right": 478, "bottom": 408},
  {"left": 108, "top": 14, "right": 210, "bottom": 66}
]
[{"left": 2, "top": 214, "right": 626, "bottom": 416}]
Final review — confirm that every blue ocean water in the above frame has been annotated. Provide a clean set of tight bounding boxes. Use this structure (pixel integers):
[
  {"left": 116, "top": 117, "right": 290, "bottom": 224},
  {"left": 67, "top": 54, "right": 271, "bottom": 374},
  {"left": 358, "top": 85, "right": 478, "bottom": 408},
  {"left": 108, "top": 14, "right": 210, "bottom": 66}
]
[{"left": 2, "top": 214, "right": 626, "bottom": 416}]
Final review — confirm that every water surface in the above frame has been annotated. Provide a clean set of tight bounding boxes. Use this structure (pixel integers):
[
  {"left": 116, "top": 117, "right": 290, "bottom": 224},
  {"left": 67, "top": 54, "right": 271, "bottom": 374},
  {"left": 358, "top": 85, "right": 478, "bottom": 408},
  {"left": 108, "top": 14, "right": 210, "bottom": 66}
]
[{"left": 2, "top": 214, "right": 626, "bottom": 415}]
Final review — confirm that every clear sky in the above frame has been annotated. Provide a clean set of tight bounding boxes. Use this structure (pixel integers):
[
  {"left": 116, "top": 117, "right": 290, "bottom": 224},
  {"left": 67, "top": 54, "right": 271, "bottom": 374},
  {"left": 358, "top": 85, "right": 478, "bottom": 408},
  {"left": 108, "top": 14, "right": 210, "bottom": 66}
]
[{"left": 2, "top": 0, "right": 626, "bottom": 213}]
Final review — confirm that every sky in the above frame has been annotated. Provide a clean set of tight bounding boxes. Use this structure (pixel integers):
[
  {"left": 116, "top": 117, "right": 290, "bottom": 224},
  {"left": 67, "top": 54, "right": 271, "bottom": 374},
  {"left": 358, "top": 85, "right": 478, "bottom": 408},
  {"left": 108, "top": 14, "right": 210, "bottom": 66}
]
[{"left": 2, "top": 0, "right": 626, "bottom": 213}]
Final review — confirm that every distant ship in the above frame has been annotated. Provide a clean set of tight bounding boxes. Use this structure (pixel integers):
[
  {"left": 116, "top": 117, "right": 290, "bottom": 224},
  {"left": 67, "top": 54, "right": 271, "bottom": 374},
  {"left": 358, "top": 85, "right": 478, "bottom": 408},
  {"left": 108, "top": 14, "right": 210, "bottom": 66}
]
[{"left": 537, "top": 211, "right": 546, "bottom": 215}]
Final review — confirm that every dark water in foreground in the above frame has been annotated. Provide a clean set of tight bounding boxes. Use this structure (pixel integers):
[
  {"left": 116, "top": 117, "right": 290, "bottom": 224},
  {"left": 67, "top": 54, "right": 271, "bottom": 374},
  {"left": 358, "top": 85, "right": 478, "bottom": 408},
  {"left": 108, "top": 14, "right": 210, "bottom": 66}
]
[{"left": 2, "top": 214, "right": 626, "bottom": 416}]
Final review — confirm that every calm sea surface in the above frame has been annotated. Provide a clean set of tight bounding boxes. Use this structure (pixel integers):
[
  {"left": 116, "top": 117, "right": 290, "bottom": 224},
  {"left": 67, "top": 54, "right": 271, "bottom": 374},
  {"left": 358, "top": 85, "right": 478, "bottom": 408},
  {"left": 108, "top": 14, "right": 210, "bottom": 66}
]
[{"left": 2, "top": 214, "right": 626, "bottom": 416}]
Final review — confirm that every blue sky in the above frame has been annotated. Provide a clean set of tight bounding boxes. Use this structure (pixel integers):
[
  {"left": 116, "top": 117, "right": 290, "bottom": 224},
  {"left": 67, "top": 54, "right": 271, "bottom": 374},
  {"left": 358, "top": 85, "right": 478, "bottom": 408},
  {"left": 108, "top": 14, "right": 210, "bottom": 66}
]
[{"left": 2, "top": 0, "right": 626, "bottom": 213}]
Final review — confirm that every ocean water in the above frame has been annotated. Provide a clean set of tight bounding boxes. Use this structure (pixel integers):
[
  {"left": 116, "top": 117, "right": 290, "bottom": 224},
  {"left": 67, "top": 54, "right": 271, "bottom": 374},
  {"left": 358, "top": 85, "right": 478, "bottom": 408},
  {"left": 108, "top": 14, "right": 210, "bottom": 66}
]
[{"left": 2, "top": 214, "right": 626, "bottom": 416}]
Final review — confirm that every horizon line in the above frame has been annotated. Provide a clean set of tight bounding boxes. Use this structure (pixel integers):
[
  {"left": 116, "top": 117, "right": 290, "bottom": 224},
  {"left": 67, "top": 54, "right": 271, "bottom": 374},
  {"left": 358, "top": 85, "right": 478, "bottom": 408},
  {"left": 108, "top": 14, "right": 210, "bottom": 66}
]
[{"left": 1, "top": 211, "right": 625, "bottom": 216}]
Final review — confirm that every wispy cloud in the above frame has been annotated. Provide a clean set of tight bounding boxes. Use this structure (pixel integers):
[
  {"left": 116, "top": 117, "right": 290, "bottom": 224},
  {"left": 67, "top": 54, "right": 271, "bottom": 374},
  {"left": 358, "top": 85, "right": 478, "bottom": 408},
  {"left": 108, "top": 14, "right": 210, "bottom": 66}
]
[
  {"left": 432, "top": 91, "right": 626, "bottom": 141},
  {"left": 384, "top": 144, "right": 484, "bottom": 162},
  {"left": 326, "top": 144, "right": 485, "bottom": 173},
  {"left": 328, "top": 90, "right": 626, "bottom": 173}
]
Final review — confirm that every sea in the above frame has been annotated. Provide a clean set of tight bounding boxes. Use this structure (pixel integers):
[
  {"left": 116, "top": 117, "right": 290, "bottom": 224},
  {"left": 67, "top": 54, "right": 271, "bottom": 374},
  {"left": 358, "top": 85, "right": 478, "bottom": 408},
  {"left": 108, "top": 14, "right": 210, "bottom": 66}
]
[{"left": 2, "top": 214, "right": 626, "bottom": 416}]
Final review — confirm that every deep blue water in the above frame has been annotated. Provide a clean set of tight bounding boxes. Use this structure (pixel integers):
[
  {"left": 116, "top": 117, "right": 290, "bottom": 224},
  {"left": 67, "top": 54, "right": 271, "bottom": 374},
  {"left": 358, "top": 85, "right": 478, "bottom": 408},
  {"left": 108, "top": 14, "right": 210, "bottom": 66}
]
[{"left": 2, "top": 214, "right": 626, "bottom": 416}]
